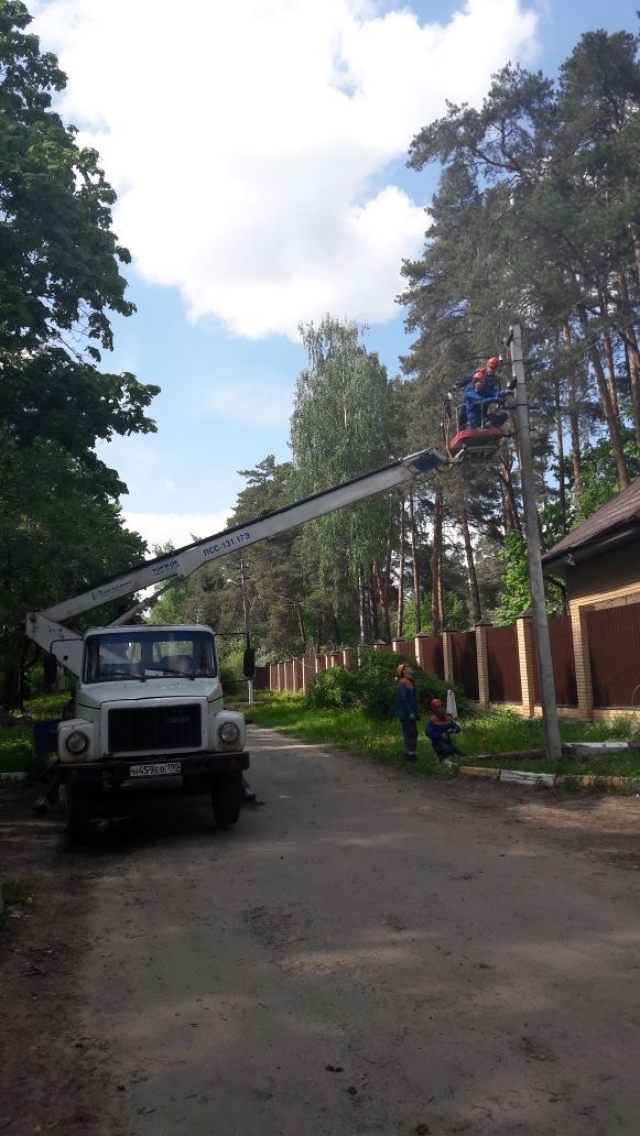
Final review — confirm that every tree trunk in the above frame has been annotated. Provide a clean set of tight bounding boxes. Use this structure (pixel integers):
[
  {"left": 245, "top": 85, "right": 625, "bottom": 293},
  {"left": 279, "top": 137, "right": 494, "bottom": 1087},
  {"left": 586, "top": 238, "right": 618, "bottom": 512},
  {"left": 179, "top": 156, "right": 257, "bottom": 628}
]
[
  {"left": 357, "top": 565, "right": 366, "bottom": 644},
  {"left": 598, "top": 298, "right": 620, "bottom": 421},
  {"left": 408, "top": 491, "right": 421, "bottom": 634},
  {"left": 377, "top": 537, "right": 393, "bottom": 644},
  {"left": 396, "top": 496, "right": 405, "bottom": 639},
  {"left": 554, "top": 376, "right": 568, "bottom": 535},
  {"left": 616, "top": 271, "right": 640, "bottom": 445},
  {"left": 296, "top": 603, "right": 306, "bottom": 644},
  {"left": 577, "top": 304, "right": 630, "bottom": 490},
  {"left": 431, "top": 485, "right": 444, "bottom": 636},
  {"left": 368, "top": 572, "right": 380, "bottom": 642},
  {"left": 498, "top": 455, "right": 521, "bottom": 534},
  {"left": 460, "top": 492, "right": 481, "bottom": 623},
  {"left": 564, "top": 324, "right": 583, "bottom": 509}
]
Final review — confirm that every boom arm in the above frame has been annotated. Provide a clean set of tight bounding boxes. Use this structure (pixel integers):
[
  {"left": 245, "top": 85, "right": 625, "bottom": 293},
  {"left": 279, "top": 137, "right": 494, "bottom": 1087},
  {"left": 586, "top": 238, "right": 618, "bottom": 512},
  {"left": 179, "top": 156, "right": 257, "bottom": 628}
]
[{"left": 26, "top": 446, "right": 446, "bottom": 675}]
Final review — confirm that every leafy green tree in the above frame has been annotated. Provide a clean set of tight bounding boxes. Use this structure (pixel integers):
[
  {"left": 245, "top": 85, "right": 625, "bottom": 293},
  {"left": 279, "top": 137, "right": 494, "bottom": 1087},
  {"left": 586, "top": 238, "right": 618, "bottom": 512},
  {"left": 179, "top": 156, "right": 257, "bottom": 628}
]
[
  {"left": 0, "top": 439, "right": 146, "bottom": 706},
  {"left": 291, "top": 316, "right": 401, "bottom": 643},
  {"left": 491, "top": 530, "right": 562, "bottom": 625},
  {"left": 569, "top": 433, "right": 640, "bottom": 521},
  {"left": 0, "top": 2, "right": 160, "bottom": 704},
  {"left": 0, "top": 0, "right": 159, "bottom": 463}
]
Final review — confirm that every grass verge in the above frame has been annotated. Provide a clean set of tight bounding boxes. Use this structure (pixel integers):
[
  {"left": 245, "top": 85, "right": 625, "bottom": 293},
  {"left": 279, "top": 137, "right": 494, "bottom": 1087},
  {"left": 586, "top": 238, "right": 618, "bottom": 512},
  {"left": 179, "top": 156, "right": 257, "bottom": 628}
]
[
  {"left": 0, "top": 692, "right": 70, "bottom": 775},
  {"left": 246, "top": 694, "right": 640, "bottom": 780}
]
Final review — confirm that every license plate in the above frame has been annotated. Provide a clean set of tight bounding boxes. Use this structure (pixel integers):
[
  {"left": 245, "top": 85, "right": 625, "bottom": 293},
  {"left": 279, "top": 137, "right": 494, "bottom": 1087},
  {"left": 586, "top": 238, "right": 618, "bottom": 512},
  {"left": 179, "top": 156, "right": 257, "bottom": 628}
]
[{"left": 129, "top": 761, "right": 182, "bottom": 778}]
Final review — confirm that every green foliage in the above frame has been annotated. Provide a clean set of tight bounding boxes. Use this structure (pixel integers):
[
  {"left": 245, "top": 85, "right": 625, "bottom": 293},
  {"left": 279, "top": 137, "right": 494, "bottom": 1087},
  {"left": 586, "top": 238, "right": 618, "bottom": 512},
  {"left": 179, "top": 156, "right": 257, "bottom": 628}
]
[
  {"left": 306, "top": 666, "right": 360, "bottom": 711},
  {"left": 572, "top": 436, "right": 640, "bottom": 522},
  {"left": 218, "top": 663, "right": 241, "bottom": 697},
  {"left": 0, "top": 3, "right": 160, "bottom": 708},
  {"left": 0, "top": 2, "right": 159, "bottom": 459},
  {"left": 306, "top": 651, "right": 469, "bottom": 720},
  {"left": 491, "top": 532, "right": 532, "bottom": 625},
  {"left": 0, "top": 724, "right": 32, "bottom": 773},
  {"left": 492, "top": 531, "right": 564, "bottom": 624},
  {"left": 291, "top": 316, "right": 401, "bottom": 630}
]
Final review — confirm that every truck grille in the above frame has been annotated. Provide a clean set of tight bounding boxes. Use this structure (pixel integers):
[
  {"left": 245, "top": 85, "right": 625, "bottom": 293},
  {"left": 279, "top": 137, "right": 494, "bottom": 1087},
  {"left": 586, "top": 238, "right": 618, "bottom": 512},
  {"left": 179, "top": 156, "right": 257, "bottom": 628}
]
[{"left": 108, "top": 704, "right": 202, "bottom": 754}]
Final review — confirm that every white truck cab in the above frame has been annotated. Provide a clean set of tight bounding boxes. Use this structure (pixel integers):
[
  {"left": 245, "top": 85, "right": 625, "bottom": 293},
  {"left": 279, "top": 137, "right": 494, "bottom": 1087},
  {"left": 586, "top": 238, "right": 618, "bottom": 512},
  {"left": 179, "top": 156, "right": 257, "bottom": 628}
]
[{"left": 44, "top": 624, "right": 249, "bottom": 840}]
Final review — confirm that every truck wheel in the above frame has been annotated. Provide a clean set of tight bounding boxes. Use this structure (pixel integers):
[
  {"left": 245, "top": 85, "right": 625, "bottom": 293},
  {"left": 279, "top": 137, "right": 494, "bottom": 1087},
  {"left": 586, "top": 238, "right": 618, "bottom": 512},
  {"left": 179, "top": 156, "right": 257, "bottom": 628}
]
[
  {"left": 63, "top": 783, "right": 95, "bottom": 843},
  {"left": 211, "top": 773, "right": 242, "bottom": 827}
]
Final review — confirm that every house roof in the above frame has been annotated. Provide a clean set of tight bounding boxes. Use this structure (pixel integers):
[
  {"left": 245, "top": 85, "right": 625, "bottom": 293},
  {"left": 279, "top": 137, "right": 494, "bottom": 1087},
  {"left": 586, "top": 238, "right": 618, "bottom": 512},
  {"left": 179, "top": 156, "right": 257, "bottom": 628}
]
[{"left": 542, "top": 478, "right": 640, "bottom": 567}]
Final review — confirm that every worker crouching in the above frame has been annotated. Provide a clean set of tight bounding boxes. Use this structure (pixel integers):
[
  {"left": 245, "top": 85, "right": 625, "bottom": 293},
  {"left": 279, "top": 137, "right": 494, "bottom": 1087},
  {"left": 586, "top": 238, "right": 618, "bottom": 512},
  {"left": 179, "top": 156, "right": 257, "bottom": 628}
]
[{"left": 426, "top": 699, "right": 463, "bottom": 762}]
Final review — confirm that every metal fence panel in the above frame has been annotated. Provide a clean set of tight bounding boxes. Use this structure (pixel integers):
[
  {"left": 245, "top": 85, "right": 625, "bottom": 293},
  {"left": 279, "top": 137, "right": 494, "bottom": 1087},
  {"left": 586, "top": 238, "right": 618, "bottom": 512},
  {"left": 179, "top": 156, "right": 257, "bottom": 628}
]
[
  {"left": 531, "top": 615, "right": 578, "bottom": 707},
  {"left": 420, "top": 635, "right": 444, "bottom": 679},
  {"left": 587, "top": 604, "right": 640, "bottom": 708},
  {"left": 450, "top": 631, "right": 479, "bottom": 700},
  {"left": 486, "top": 625, "right": 521, "bottom": 703}
]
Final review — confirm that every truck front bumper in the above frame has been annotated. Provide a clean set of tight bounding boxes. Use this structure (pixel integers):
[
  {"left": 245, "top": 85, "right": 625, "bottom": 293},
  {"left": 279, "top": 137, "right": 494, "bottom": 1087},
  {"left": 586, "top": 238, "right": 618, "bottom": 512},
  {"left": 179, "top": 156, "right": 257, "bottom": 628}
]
[{"left": 57, "top": 750, "right": 250, "bottom": 785}]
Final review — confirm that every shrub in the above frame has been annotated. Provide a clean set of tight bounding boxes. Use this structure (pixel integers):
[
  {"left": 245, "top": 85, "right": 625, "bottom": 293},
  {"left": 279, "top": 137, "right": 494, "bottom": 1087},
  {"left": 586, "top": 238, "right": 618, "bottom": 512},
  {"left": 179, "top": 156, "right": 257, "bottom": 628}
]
[
  {"left": 219, "top": 663, "right": 240, "bottom": 696},
  {"left": 306, "top": 665, "right": 359, "bottom": 710},
  {"left": 305, "top": 650, "right": 469, "bottom": 721}
]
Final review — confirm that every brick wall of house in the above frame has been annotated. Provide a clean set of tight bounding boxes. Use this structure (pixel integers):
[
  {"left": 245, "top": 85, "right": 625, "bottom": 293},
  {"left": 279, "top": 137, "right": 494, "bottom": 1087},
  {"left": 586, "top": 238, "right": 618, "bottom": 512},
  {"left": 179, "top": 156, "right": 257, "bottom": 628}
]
[{"left": 566, "top": 546, "right": 640, "bottom": 717}]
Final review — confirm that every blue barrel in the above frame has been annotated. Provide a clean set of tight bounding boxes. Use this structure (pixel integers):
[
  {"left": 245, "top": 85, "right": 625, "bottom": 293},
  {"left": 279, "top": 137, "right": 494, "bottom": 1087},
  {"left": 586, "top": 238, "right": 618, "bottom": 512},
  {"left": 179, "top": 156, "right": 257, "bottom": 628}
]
[{"left": 33, "top": 719, "right": 61, "bottom": 758}]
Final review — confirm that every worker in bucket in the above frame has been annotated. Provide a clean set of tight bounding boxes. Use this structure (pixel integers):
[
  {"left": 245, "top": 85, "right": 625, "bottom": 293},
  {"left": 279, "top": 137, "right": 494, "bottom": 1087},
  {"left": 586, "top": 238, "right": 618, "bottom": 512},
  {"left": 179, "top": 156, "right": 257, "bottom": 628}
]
[{"left": 463, "top": 368, "right": 508, "bottom": 430}]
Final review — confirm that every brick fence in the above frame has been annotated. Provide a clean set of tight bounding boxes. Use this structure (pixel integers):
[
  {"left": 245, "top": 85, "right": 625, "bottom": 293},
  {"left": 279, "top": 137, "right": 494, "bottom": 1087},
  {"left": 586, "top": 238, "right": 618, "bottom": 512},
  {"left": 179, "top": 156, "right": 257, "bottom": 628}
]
[{"left": 255, "top": 610, "right": 640, "bottom": 722}]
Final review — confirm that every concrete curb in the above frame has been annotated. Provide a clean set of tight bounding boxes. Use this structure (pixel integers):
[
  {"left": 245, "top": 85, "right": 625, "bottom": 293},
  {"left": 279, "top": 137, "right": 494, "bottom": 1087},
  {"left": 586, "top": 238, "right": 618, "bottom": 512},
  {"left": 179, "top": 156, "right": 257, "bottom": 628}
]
[{"left": 445, "top": 761, "right": 640, "bottom": 794}]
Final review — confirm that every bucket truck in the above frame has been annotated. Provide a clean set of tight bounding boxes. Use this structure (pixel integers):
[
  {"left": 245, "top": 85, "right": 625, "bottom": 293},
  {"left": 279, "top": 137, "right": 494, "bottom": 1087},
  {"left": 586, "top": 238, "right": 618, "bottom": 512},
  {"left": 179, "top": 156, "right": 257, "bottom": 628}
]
[{"left": 26, "top": 446, "right": 446, "bottom": 841}]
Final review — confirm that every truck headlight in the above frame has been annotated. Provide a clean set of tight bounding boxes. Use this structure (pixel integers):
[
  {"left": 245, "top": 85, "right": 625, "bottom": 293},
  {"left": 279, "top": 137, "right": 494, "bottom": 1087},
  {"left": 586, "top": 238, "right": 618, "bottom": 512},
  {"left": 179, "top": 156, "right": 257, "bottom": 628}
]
[
  {"left": 66, "top": 731, "right": 88, "bottom": 755},
  {"left": 219, "top": 722, "right": 240, "bottom": 744}
]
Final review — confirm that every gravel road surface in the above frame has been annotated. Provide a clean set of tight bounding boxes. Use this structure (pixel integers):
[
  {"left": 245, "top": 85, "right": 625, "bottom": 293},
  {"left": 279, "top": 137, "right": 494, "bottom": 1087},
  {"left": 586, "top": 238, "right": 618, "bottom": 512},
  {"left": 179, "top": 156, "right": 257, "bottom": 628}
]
[{"left": 66, "top": 725, "right": 640, "bottom": 1136}]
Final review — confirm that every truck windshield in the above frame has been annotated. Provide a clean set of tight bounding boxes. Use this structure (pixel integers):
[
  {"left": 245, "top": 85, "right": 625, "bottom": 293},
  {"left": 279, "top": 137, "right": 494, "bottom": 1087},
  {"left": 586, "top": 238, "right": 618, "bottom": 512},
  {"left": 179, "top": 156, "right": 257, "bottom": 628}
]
[{"left": 84, "top": 631, "right": 217, "bottom": 683}]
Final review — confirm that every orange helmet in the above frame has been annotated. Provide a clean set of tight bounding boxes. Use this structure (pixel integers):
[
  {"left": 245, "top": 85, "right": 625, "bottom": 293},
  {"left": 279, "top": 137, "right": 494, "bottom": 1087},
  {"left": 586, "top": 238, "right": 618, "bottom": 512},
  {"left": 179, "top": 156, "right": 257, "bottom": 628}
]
[
  {"left": 473, "top": 369, "right": 485, "bottom": 383},
  {"left": 431, "top": 698, "right": 444, "bottom": 710},
  {"left": 486, "top": 356, "right": 501, "bottom": 369}
]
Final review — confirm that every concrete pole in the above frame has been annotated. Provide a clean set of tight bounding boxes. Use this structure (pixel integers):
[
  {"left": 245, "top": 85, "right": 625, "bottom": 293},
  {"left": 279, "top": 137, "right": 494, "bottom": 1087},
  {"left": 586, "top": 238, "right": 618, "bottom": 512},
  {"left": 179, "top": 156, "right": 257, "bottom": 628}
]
[{"left": 508, "top": 323, "right": 562, "bottom": 759}]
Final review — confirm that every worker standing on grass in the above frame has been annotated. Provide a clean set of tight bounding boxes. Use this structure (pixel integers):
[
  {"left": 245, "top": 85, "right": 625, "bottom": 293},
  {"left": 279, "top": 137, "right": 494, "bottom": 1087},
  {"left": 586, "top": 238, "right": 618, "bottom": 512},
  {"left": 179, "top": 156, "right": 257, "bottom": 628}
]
[
  {"left": 426, "top": 699, "right": 463, "bottom": 762},
  {"left": 393, "top": 664, "right": 420, "bottom": 763}
]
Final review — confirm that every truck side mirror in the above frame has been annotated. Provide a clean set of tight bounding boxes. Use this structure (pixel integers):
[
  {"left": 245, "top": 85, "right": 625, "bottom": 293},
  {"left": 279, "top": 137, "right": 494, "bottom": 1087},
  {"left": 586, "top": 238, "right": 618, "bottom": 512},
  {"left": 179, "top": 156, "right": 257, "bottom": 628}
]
[
  {"left": 243, "top": 647, "right": 256, "bottom": 679},
  {"left": 43, "top": 652, "right": 58, "bottom": 687}
]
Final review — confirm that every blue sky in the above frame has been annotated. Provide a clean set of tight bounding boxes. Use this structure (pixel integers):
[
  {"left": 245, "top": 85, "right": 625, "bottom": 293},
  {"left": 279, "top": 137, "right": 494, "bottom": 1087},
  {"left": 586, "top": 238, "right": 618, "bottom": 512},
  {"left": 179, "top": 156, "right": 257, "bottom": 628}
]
[{"left": 30, "top": 0, "right": 638, "bottom": 550}]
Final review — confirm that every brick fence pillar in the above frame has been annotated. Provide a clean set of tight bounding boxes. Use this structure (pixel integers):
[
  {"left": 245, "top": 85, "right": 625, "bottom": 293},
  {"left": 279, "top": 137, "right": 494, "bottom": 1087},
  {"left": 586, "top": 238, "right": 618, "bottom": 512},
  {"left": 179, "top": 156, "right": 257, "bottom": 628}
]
[
  {"left": 516, "top": 611, "right": 535, "bottom": 716},
  {"left": 572, "top": 602, "right": 595, "bottom": 720},
  {"left": 474, "top": 619, "right": 492, "bottom": 707},
  {"left": 343, "top": 648, "right": 357, "bottom": 670}
]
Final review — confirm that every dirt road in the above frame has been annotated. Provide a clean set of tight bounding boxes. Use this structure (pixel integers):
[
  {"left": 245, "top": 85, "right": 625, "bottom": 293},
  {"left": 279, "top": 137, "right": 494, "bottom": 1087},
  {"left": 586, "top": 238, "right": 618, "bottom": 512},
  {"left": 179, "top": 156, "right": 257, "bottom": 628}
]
[{"left": 3, "top": 725, "right": 640, "bottom": 1134}]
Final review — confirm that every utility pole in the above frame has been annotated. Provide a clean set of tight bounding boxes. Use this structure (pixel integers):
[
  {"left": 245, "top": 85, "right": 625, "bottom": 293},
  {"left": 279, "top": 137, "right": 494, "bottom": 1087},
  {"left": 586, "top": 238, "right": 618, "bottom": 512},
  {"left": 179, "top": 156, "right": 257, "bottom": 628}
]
[
  {"left": 508, "top": 323, "right": 562, "bottom": 760},
  {"left": 239, "top": 560, "right": 253, "bottom": 706}
]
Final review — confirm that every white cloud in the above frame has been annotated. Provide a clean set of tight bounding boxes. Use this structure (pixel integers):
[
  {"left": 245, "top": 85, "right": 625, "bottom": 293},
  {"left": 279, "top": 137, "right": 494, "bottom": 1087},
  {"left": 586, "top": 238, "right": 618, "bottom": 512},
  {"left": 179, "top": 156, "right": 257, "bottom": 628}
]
[
  {"left": 31, "top": 0, "right": 539, "bottom": 340},
  {"left": 123, "top": 511, "right": 231, "bottom": 552}
]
